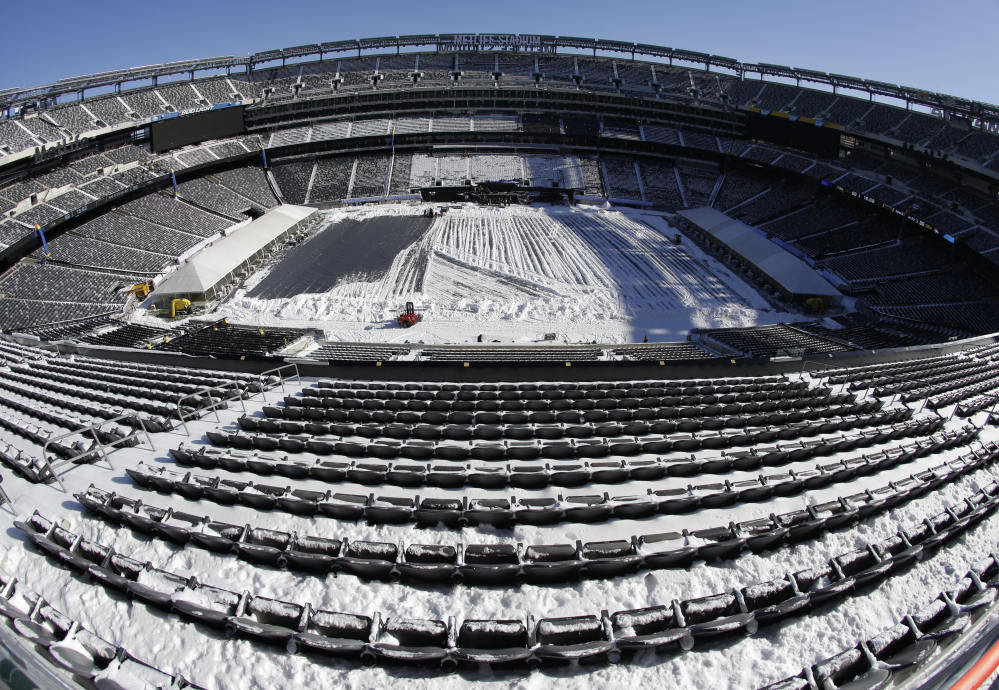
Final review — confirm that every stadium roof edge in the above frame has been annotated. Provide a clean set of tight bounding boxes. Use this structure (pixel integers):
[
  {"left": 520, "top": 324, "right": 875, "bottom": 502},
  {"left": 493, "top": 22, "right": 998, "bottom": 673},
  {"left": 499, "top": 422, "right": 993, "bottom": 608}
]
[{"left": 1, "top": 34, "right": 996, "bottom": 126}]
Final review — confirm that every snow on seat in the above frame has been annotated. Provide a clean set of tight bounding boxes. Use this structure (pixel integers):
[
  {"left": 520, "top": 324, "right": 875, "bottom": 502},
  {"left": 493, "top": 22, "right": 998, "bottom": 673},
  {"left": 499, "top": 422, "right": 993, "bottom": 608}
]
[
  {"left": 396, "top": 544, "right": 458, "bottom": 584},
  {"left": 679, "top": 592, "right": 757, "bottom": 639},
  {"left": 172, "top": 583, "right": 243, "bottom": 627},
  {"left": 291, "top": 610, "right": 373, "bottom": 658},
  {"left": 609, "top": 604, "right": 692, "bottom": 655},
  {"left": 369, "top": 618, "right": 449, "bottom": 665},
  {"left": 452, "top": 619, "right": 532, "bottom": 667},
  {"left": 337, "top": 540, "right": 398, "bottom": 580},
  {"left": 520, "top": 544, "right": 583, "bottom": 584},
  {"left": 533, "top": 615, "right": 615, "bottom": 661},
  {"left": 226, "top": 595, "right": 306, "bottom": 644}
]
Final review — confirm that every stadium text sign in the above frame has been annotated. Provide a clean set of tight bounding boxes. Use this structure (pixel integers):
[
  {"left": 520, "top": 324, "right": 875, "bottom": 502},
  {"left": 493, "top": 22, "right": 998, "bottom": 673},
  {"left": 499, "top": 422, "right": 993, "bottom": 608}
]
[{"left": 448, "top": 35, "right": 542, "bottom": 49}]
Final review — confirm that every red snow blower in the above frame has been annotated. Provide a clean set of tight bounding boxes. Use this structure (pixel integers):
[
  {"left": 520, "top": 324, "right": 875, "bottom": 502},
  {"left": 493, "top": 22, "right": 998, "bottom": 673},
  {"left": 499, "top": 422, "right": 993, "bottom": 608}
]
[{"left": 397, "top": 302, "right": 422, "bottom": 328}]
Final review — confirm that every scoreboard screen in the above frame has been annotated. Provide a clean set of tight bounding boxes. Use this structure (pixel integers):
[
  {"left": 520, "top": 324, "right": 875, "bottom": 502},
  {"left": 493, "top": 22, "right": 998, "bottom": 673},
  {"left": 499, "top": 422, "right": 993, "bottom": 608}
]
[{"left": 150, "top": 106, "right": 245, "bottom": 153}]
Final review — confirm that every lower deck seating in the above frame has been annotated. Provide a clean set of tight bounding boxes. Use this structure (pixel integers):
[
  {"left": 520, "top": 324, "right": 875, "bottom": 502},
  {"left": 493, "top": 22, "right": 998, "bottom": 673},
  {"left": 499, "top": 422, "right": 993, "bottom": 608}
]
[
  {"left": 23, "top": 447, "right": 996, "bottom": 675},
  {"left": 350, "top": 155, "right": 388, "bottom": 198},
  {"left": 603, "top": 159, "right": 642, "bottom": 200},
  {"left": 156, "top": 321, "right": 313, "bottom": 357},
  {"left": 80, "top": 323, "right": 170, "bottom": 349},
  {"left": 612, "top": 343, "right": 714, "bottom": 360},
  {"left": 422, "top": 347, "right": 601, "bottom": 362},
  {"left": 823, "top": 241, "right": 949, "bottom": 283},
  {"left": 308, "top": 343, "right": 411, "bottom": 361},
  {"left": 793, "top": 321, "right": 938, "bottom": 350},
  {"left": 0, "top": 300, "right": 124, "bottom": 332},
  {"left": 0, "top": 330, "right": 994, "bottom": 688},
  {"left": 637, "top": 161, "right": 683, "bottom": 206},
  {"left": 704, "top": 324, "right": 854, "bottom": 358},
  {"left": 872, "top": 303, "right": 999, "bottom": 337},
  {"left": 308, "top": 157, "right": 353, "bottom": 203},
  {"left": 271, "top": 160, "right": 314, "bottom": 205},
  {"left": 793, "top": 214, "right": 900, "bottom": 257},
  {"left": 868, "top": 271, "right": 999, "bottom": 306},
  {"left": 24, "top": 316, "right": 115, "bottom": 342}
]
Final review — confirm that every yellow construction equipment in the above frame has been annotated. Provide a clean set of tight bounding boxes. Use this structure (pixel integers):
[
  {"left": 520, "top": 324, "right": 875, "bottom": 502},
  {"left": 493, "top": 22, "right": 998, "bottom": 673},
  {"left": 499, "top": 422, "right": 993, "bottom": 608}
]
[
  {"left": 170, "top": 299, "right": 192, "bottom": 318},
  {"left": 124, "top": 283, "right": 151, "bottom": 298},
  {"left": 804, "top": 297, "right": 827, "bottom": 314}
]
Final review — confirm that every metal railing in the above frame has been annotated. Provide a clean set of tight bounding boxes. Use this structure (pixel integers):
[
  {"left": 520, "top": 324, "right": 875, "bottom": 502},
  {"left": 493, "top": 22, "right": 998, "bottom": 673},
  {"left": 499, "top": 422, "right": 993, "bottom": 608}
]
[
  {"left": 818, "top": 357, "right": 959, "bottom": 413},
  {"left": 946, "top": 392, "right": 999, "bottom": 427},
  {"left": 0, "top": 614, "right": 77, "bottom": 689},
  {"left": 41, "top": 414, "right": 157, "bottom": 493},
  {"left": 175, "top": 382, "right": 248, "bottom": 437},
  {"left": 800, "top": 359, "right": 850, "bottom": 394},
  {"left": 257, "top": 363, "right": 300, "bottom": 402}
]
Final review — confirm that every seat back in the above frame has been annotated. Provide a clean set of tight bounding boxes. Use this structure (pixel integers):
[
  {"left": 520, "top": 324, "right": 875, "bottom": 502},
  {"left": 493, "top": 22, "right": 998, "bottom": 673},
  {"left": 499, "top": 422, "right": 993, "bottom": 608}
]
[
  {"left": 384, "top": 618, "right": 447, "bottom": 647},
  {"left": 536, "top": 615, "right": 604, "bottom": 646},
  {"left": 311, "top": 610, "right": 372, "bottom": 641},
  {"left": 248, "top": 596, "right": 302, "bottom": 628},
  {"left": 458, "top": 619, "right": 527, "bottom": 649},
  {"left": 610, "top": 605, "right": 675, "bottom": 636}
]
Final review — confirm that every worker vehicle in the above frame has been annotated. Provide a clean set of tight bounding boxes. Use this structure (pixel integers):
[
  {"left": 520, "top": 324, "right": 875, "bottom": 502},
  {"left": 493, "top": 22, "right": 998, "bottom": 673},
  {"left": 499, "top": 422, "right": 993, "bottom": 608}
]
[
  {"left": 124, "top": 283, "right": 151, "bottom": 298},
  {"left": 170, "top": 298, "right": 192, "bottom": 318},
  {"left": 397, "top": 302, "right": 422, "bottom": 328}
]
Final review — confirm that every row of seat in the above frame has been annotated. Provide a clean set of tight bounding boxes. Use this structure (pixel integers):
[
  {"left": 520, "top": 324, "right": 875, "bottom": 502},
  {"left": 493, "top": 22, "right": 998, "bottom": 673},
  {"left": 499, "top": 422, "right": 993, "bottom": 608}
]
[
  {"left": 125, "top": 427, "right": 975, "bottom": 529},
  {"left": 175, "top": 445, "right": 668, "bottom": 487},
  {"left": 928, "top": 374, "right": 999, "bottom": 410},
  {"left": 312, "top": 376, "right": 793, "bottom": 392},
  {"left": 0, "top": 407, "right": 101, "bottom": 466},
  {"left": 420, "top": 347, "right": 602, "bottom": 362},
  {"left": 3, "top": 368, "right": 200, "bottom": 430},
  {"left": 761, "top": 548, "right": 999, "bottom": 689},
  {"left": 702, "top": 324, "right": 854, "bottom": 359},
  {"left": 35, "top": 358, "right": 248, "bottom": 397},
  {"left": 208, "top": 414, "right": 930, "bottom": 462},
  {"left": 957, "top": 392, "right": 999, "bottom": 418},
  {"left": 81, "top": 446, "right": 997, "bottom": 586},
  {"left": 263, "top": 395, "right": 856, "bottom": 426},
  {"left": 262, "top": 391, "right": 863, "bottom": 425},
  {"left": 177, "top": 422, "right": 943, "bottom": 487},
  {"left": 874, "top": 363, "right": 995, "bottom": 399},
  {"left": 0, "top": 382, "right": 140, "bottom": 444},
  {"left": 0, "top": 566, "right": 201, "bottom": 686},
  {"left": 281, "top": 395, "right": 833, "bottom": 417},
  {"left": 155, "top": 323, "right": 311, "bottom": 358},
  {"left": 0, "top": 391, "right": 140, "bottom": 480},
  {"left": 910, "top": 369, "right": 999, "bottom": 406},
  {"left": 860, "top": 356, "right": 988, "bottom": 391},
  {"left": 71, "top": 354, "right": 265, "bottom": 389},
  {"left": 829, "top": 352, "right": 974, "bottom": 386},
  {"left": 28, "top": 360, "right": 242, "bottom": 409},
  {"left": 0, "top": 439, "right": 52, "bottom": 484},
  {"left": 305, "top": 379, "right": 812, "bottom": 400},
  {"left": 611, "top": 344, "right": 715, "bottom": 361},
  {"left": 25, "top": 464, "right": 998, "bottom": 673},
  {"left": 969, "top": 344, "right": 999, "bottom": 359},
  {"left": 258, "top": 395, "right": 880, "bottom": 426}
]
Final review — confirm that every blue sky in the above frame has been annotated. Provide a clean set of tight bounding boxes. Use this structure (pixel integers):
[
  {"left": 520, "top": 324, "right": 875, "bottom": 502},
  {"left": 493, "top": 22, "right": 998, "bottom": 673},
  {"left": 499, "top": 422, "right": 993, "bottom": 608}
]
[{"left": 3, "top": 0, "right": 996, "bottom": 105}]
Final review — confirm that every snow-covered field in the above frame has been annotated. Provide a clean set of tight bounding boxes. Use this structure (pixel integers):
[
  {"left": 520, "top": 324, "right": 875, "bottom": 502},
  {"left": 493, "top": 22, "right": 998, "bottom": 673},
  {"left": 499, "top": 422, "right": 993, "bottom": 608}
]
[
  {"left": 199, "top": 203, "right": 802, "bottom": 345},
  {"left": 0, "top": 358, "right": 997, "bottom": 689}
]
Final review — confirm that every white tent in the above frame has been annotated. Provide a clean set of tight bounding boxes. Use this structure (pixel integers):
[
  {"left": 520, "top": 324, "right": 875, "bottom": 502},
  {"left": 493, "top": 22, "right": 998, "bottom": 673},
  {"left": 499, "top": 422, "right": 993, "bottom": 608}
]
[
  {"left": 677, "top": 207, "right": 842, "bottom": 306},
  {"left": 155, "top": 204, "right": 317, "bottom": 304}
]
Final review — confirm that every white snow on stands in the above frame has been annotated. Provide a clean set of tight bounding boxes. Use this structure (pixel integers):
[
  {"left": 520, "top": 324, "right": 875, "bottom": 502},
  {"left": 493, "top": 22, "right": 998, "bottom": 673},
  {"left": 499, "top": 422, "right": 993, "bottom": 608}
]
[
  {"left": 0, "top": 375, "right": 997, "bottom": 690},
  {"left": 216, "top": 203, "right": 801, "bottom": 345}
]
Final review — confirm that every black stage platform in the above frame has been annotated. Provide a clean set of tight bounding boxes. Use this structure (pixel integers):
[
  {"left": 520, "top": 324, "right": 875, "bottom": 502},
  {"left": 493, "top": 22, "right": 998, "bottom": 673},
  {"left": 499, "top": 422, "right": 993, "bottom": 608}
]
[{"left": 247, "top": 214, "right": 434, "bottom": 299}]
